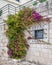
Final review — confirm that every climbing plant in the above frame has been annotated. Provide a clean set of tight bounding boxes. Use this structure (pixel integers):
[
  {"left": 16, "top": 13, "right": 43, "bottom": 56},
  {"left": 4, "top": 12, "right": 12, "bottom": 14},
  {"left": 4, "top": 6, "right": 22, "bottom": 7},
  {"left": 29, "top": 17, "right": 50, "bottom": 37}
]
[{"left": 5, "top": 7, "right": 45, "bottom": 59}]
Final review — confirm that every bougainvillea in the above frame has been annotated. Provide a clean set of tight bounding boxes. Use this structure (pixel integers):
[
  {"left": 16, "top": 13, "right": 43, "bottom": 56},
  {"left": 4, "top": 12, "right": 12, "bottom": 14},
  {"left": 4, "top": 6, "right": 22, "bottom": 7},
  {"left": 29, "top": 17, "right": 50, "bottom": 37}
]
[
  {"left": 32, "top": 11, "right": 43, "bottom": 21},
  {"left": 5, "top": 7, "right": 45, "bottom": 59}
]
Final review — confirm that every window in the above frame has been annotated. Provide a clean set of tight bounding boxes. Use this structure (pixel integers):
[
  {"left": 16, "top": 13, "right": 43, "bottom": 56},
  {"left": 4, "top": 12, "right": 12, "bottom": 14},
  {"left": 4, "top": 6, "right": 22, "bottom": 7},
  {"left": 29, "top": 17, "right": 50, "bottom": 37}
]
[
  {"left": 35, "top": 29, "right": 44, "bottom": 39},
  {"left": 16, "top": 0, "right": 20, "bottom": 2}
]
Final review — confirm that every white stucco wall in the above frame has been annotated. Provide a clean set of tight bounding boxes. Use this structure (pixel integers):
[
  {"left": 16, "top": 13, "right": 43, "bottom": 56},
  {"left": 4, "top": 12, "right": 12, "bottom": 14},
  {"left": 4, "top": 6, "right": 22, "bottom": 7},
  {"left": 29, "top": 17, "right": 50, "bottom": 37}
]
[
  {"left": 8, "top": 0, "right": 31, "bottom": 4},
  {"left": 48, "top": 19, "right": 52, "bottom": 43},
  {"left": 0, "top": 0, "right": 52, "bottom": 65},
  {"left": 26, "top": 44, "right": 52, "bottom": 65},
  {"left": 3, "top": 0, "right": 32, "bottom": 6},
  {"left": 0, "top": 0, "right": 8, "bottom": 8},
  {"left": 0, "top": 0, "right": 18, "bottom": 8}
]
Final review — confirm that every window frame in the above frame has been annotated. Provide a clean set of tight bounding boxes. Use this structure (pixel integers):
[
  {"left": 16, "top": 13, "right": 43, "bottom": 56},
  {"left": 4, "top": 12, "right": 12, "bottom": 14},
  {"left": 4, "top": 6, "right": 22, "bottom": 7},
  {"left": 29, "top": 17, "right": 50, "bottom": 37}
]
[{"left": 35, "top": 29, "right": 44, "bottom": 39}]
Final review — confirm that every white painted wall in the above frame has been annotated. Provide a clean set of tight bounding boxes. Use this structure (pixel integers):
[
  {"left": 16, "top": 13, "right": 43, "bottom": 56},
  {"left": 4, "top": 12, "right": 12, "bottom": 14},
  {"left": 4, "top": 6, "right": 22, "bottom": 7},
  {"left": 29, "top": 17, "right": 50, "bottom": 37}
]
[
  {"left": 26, "top": 44, "right": 52, "bottom": 65},
  {"left": 0, "top": 0, "right": 21, "bottom": 8},
  {"left": 48, "top": 19, "right": 52, "bottom": 43},
  {"left": 3, "top": 0, "right": 32, "bottom": 6},
  {"left": 0, "top": 0, "right": 8, "bottom": 8},
  {"left": 9, "top": 0, "right": 30, "bottom": 4}
]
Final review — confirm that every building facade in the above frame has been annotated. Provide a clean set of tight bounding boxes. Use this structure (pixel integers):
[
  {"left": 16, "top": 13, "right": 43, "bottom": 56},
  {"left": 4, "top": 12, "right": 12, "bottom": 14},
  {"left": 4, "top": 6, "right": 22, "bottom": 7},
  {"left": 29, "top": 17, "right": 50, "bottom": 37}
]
[{"left": 0, "top": 0, "right": 52, "bottom": 65}]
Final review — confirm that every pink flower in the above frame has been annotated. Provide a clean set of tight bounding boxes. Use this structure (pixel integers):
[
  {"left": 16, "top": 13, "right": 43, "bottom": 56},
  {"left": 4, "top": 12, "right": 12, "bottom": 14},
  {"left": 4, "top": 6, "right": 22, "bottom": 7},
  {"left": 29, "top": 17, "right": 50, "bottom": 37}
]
[
  {"left": 8, "top": 49, "right": 14, "bottom": 57},
  {"left": 32, "top": 11, "right": 43, "bottom": 21},
  {"left": 27, "top": 36, "right": 32, "bottom": 39}
]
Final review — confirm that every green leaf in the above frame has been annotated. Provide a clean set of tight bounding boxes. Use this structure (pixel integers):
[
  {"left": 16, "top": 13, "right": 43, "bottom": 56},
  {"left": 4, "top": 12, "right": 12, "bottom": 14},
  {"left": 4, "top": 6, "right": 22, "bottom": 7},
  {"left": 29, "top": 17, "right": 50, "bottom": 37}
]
[
  {"left": 6, "top": 7, "right": 32, "bottom": 59},
  {"left": 33, "top": 1, "right": 38, "bottom": 6},
  {"left": 40, "top": 0, "right": 47, "bottom": 2}
]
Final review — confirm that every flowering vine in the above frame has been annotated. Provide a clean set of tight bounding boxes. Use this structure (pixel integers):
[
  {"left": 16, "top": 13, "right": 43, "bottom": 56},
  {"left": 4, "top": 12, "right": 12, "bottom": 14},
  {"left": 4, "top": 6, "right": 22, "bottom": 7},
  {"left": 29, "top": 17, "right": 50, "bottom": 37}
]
[{"left": 5, "top": 7, "right": 50, "bottom": 59}]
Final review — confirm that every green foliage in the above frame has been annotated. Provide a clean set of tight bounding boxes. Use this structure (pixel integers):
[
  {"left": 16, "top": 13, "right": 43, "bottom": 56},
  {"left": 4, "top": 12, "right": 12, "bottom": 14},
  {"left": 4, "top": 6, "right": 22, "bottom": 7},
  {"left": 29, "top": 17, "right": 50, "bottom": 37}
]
[
  {"left": 5, "top": 7, "right": 43, "bottom": 59},
  {"left": 40, "top": 0, "right": 47, "bottom": 2},
  {"left": 33, "top": 1, "right": 38, "bottom": 6},
  {"left": 5, "top": 7, "right": 34, "bottom": 59}
]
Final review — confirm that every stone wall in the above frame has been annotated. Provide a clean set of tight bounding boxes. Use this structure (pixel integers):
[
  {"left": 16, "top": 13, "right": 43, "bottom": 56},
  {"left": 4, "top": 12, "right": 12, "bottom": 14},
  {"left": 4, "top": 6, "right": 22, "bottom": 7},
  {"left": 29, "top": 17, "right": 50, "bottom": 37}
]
[
  {"left": 26, "top": 44, "right": 52, "bottom": 65},
  {"left": 0, "top": 23, "right": 8, "bottom": 59}
]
